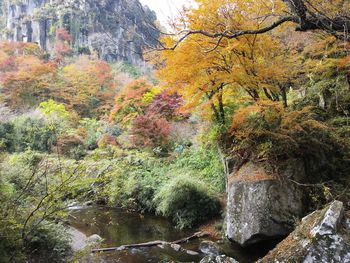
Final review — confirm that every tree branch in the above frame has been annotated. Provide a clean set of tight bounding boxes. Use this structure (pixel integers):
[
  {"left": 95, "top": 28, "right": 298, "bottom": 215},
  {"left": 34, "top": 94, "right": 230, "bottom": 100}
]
[{"left": 155, "top": 16, "right": 299, "bottom": 51}]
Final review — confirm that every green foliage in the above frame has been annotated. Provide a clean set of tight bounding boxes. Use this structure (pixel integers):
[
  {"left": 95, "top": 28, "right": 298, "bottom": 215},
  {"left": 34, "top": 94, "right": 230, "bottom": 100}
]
[
  {"left": 0, "top": 114, "right": 57, "bottom": 153},
  {"left": 0, "top": 150, "right": 90, "bottom": 262},
  {"left": 106, "top": 146, "right": 224, "bottom": 216},
  {"left": 170, "top": 147, "right": 225, "bottom": 191},
  {"left": 26, "top": 221, "right": 71, "bottom": 263},
  {"left": 120, "top": 62, "right": 142, "bottom": 78},
  {"left": 77, "top": 118, "right": 103, "bottom": 149},
  {"left": 154, "top": 175, "right": 221, "bottom": 229},
  {"left": 39, "top": 99, "right": 70, "bottom": 120},
  {"left": 107, "top": 151, "right": 163, "bottom": 212}
]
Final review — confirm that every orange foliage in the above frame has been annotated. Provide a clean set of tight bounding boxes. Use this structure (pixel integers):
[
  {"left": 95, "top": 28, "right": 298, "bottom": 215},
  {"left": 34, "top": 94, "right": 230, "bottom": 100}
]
[
  {"left": 109, "top": 78, "right": 153, "bottom": 127},
  {"left": 153, "top": 0, "right": 297, "bottom": 123},
  {"left": 1, "top": 54, "right": 57, "bottom": 107},
  {"left": 54, "top": 28, "right": 72, "bottom": 63},
  {"left": 229, "top": 101, "right": 335, "bottom": 162},
  {"left": 59, "top": 56, "right": 116, "bottom": 117}
]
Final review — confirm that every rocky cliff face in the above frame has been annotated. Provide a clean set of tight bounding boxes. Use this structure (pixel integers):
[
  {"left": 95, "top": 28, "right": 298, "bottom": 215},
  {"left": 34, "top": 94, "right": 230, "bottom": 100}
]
[{"left": 2, "top": 0, "right": 159, "bottom": 64}]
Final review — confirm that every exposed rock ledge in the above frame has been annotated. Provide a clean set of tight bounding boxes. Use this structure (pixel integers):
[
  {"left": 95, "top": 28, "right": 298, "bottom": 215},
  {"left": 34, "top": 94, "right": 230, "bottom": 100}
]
[{"left": 258, "top": 200, "right": 350, "bottom": 263}]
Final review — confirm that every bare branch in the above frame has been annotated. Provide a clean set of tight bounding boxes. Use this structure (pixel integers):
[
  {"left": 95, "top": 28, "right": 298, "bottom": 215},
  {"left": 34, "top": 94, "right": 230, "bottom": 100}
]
[{"left": 153, "top": 16, "right": 299, "bottom": 51}]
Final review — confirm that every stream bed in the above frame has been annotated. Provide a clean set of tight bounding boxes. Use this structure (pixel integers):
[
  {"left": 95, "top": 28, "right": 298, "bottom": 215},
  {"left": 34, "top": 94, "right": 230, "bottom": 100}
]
[{"left": 69, "top": 207, "right": 269, "bottom": 263}]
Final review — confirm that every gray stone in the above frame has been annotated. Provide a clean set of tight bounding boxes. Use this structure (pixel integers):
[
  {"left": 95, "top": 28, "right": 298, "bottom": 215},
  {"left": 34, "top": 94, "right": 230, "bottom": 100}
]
[
  {"left": 199, "top": 240, "right": 223, "bottom": 256},
  {"left": 87, "top": 234, "right": 103, "bottom": 244},
  {"left": 259, "top": 201, "right": 350, "bottom": 263},
  {"left": 170, "top": 243, "right": 182, "bottom": 252},
  {"left": 200, "top": 255, "right": 240, "bottom": 263},
  {"left": 186, "top": 249, "right": 200, "bottom": 256},
  {"left": 226, "top": 160, "right": 305, "bottom": 246},
  {"left": 68, "top": 227, "right": 88, "bottom": 252}
]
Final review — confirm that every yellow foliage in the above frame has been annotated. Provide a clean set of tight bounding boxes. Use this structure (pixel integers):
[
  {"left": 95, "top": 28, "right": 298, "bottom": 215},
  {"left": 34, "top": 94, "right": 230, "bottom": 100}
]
[{"left": 151, "top": 0, "right": 298, "bottom": 122}]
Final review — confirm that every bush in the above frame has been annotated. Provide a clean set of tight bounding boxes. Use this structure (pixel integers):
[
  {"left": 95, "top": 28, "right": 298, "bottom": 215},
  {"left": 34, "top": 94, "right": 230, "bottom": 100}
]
[
  {"left": 107, "top": 152, "right": 163, "bottom": 212},
  {"left": 0, "top": 151, "right": 76, "bottom": 262},
  {"left": 77, "top": 118, "right": 103, "bottom": 149},
  {"left": 170, "top": 147, "right": 225, "bottom": 192},
  {"left": 154, "top": 175, "right": 221, "bottom": 229},
  {"left": 131, "top": 114, "right": 170, "bottom": 148},
  {"left": 106, "top": 147, "right": 225, "bottom": 214},
  {"left": 26, "top": 221, "right": 71, "bottom": 263},
  {"left": 229, "top": 101, "right": 349, "bottom": 182},
  {"left": 0, "top": 122, "right": 14, "bottom": 151},
  {"left": 97, "top": 134, "right": 119, "bottom": 149},
  {"left": 52, "top": 135, "right": 86, "bottom": 159},
  {"left": 1, "top": 115, "right": 57, "bottom": 153}
]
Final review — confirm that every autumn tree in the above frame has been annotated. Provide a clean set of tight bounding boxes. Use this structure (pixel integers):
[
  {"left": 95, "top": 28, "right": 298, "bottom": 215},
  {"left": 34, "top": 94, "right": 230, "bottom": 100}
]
[
  {"left": 53, "top": 28, "right": 72, "bottom": 64},
  {"left": 0, "top": 42, "right": 57, "bottom": 108},
  {"left": 131, "top": 115, "right": 171, "bottom": 148},
  {"left": 158, "top": 0, "right": 350, "bottom": 51},
  {"left": 147, "top": 91, "right": 184, "bottom": 120},
  {"left": 109, "top": 78, "right": 158, "bottom": 127},
  {"left": 153, "top": 1, "right": 298, "bottom": 124},
  {"left": 57, "top": 56, "right": 116, "bottom": 117}
]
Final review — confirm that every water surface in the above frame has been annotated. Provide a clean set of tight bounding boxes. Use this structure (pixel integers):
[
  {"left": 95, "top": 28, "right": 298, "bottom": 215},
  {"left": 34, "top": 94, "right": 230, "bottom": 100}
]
[{"left": 69, "top": 207, "right": 268, "bottom": 263}]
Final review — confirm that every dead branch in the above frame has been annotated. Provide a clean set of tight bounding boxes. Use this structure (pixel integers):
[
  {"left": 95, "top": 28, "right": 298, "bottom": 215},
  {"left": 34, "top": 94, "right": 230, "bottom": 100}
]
[{"left": 91, "top": 231, "right": 209, "bottom": 253}]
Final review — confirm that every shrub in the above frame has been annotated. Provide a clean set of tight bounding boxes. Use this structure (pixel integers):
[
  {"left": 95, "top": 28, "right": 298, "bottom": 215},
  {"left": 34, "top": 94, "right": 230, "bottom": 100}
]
[
  {"left": 171, "top": 147, "right": 225, "bottom": 192},
  {"left": 146, "top": 91, "right": 184, "bottom": 120},
  {"left": 106, "top": 152, "right": 163, "bottom": 212},
  {"left": 0, "top": 122, "right": 14, "bottom": 151},
  {"left": 26, "top": 221, "right": 71, "bottom": 263},
  {"left": 0, "top": 151, "right": 82, "bottom": 263},
  {"left": 110, "top": 173, "right": 159, "bottom": 213},
  {"left": 97, "top": 134, "right": 119, "bottom": 149},
  {"left": 76, "top": 119, "right": 120, "bottom": 150},
  {"left": 154, "top": 175, "right": 221, "bottom": 229},
  {"left": 52, "top": 135, "right": 86, "bottom": 159},
  {"left": 131, "top": 114, "right": 170, "bottom": 148},
  {"left": 3, "top": 115, "right": 57, "bottom": 153},
  {"left": 229, "top": 101, "right": 349, "bottom": 182}
]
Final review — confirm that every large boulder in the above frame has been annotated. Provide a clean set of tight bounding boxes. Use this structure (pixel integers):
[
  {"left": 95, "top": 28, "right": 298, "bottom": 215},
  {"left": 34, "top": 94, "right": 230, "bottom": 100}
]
[
  {"left": 226, "top": 160, "right": 305, "bottom": 246},
  {"left": 259, "top": 200, "right": 350, "bottom": 263}
]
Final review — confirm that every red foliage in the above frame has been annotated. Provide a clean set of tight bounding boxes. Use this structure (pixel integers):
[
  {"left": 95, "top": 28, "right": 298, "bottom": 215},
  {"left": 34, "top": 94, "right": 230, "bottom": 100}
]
[
  {"left": 131, "top": 114, "right": 171, "bottom": 148},
  {"left": 0, "top": 55, "right": 16, "bottom": 74},
  {"left": 52, "top": 135, "right": 84, "bottom": 155},
  {"left": 56, "top": 28, "right": 71, "bottom": 42},
  {"left": 146, "top": 91, "right": 184, "bottom": 120},
  {"left": 54, "top": 28, "right": 72, "bottom": 63},
  {"left": 97, "top": 134, "right": 119, "bottom": 148}
]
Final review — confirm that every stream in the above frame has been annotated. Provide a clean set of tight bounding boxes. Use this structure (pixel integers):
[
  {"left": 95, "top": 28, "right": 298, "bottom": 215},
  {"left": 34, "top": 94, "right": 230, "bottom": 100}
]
[{"left": 69, "top": 207, "right": 269, "bottom": 263}]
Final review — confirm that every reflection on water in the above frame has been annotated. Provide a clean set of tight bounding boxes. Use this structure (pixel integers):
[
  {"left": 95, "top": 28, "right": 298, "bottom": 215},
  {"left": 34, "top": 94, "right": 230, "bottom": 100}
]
[{"left": 69, "top": 207, "right": 268, "bottom": 263}]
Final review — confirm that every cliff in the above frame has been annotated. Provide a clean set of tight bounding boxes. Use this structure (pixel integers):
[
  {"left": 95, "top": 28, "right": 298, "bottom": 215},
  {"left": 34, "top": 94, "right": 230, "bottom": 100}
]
[{"left": 1, "top": 0, "right": 159, "bottom": 64}]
